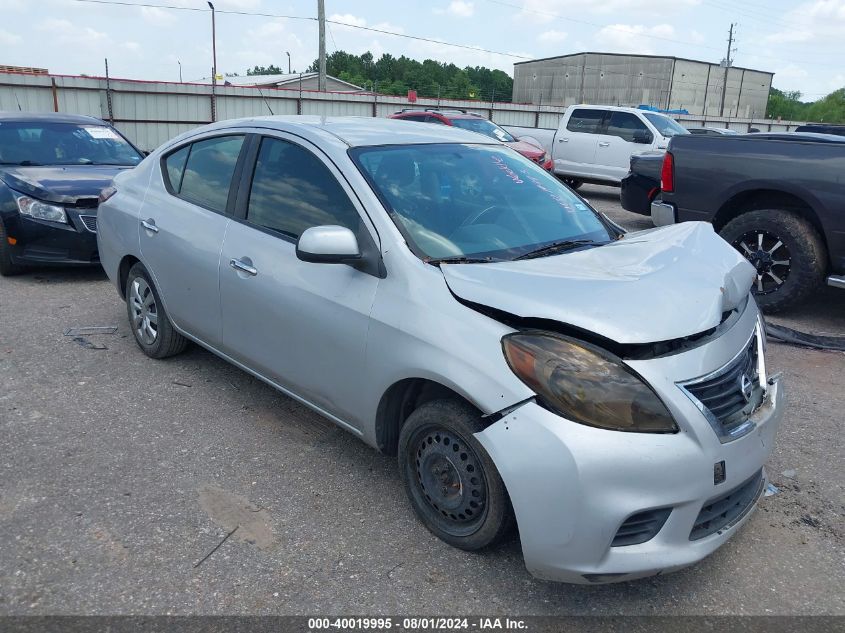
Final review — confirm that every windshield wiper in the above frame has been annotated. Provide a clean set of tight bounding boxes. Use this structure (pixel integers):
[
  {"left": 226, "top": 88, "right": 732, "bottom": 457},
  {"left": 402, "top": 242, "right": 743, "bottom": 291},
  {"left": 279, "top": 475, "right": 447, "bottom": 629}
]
[
  {"left": 0, "top": 160, "right": 42, "bottom": 166},
  {"left": 426, "top": 256, "right": 498, "bottom": 265},
  {"left": 514, "top": 239, "right": 600, "bottom": 260}
]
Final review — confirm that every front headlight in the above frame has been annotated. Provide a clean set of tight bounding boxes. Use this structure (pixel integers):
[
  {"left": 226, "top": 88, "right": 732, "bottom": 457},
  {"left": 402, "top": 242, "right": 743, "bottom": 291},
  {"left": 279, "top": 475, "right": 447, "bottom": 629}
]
[
  {"left": 14, "top": 194, "right": 67, "bottom": 224},
  {"left": 502, "top": 331, "right": 677, "bottom": 433}
]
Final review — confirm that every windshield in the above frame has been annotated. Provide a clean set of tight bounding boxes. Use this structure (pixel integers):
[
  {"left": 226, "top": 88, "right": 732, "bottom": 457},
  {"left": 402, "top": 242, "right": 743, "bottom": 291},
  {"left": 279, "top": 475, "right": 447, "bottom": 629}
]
[
  {"left": 0, "top": 121, "right": 143, "bottom": 166},
  {"left": 351, "top": 143, "right": 612, "bottom": 261},
  {"left": 449, "top": 118, "right": 516, "bottom": 143},
  {"left": 643, "top": 113, "right": 689, "bottom": 138}
]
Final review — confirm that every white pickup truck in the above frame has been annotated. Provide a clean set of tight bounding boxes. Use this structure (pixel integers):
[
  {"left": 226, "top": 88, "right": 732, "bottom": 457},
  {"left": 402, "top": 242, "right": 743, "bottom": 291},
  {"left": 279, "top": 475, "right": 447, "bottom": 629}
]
[{"left": 505, "top": 105, "right": 689, "bottom": 189}]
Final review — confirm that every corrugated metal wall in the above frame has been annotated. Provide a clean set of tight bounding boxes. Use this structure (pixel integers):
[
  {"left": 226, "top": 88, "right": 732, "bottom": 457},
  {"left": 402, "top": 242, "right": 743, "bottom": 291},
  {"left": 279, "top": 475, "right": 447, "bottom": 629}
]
[
  {"left": 0, "top": 71, "right": 799, "bottom": 151},
  {"left": 513, "top": 54, "right": 773, "bottom": 118}
]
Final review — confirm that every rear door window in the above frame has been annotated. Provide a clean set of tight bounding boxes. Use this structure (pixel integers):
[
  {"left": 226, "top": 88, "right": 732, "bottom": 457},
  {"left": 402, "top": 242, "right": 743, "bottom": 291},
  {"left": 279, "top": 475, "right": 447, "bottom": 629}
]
[
  {"left": 163, "top": 145, "right": 190, "bottom": 193},
  {"left": 176, "top": 135, "right": 245, "bottom": 213},
  {"left": 566, "top": 109, "right": 606, "bottom": 134}
]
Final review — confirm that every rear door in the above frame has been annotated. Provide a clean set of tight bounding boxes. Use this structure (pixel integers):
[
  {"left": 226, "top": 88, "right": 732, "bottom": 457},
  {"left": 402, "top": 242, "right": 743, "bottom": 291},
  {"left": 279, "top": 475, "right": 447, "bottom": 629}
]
[
  {"left": 553, "top": 108, "right": 605, "bottom": 178},
  {"left": 138, "top": 133, "right": 247, "bottom": 345},
  {"left": 218, "top": 133, "right": 381, "bottom": 428},
  {"left": 594, "top": 112, "right": 653, "bottom": 182}
]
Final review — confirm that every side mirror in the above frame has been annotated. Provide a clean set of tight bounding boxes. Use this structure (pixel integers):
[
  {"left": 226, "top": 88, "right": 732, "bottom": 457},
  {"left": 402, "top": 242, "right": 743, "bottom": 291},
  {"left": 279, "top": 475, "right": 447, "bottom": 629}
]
[
  {"left": 296, "top": 225, "right": 361, "bottom": 264},
  {"left": 632, "top": 130, "right": 653, "bottom": 144}
]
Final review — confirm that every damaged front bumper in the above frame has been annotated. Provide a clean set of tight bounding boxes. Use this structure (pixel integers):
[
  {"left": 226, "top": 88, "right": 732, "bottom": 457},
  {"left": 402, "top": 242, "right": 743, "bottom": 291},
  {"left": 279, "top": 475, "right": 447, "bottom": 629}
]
[{"left": 474, "top": 303, "right": 784, "bottom": 584}]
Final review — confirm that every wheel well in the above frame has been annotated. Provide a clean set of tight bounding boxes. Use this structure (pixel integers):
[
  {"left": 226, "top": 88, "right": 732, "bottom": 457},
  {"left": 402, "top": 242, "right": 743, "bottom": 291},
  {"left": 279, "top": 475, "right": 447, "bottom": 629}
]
[
  {"left": 375, "top": 378, "right": 478, "bottom": 455},
  {"left": 713, "top": 189, "right": 824, "bottom": 239},
  {"left": 117, "top": 255, "right": 140, "bottom": 297}
]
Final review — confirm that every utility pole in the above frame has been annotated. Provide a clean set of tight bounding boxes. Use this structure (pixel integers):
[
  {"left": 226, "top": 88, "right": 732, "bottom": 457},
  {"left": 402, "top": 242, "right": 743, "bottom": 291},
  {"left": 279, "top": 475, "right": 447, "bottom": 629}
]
[
  {"left": 178, "top": 60, "right": 183, "bottom": 83},
  {"left": 286, "top": 51, "right": 291, "bottom": 74},
  {"left": 317, "top": 0, "right": 327, "bottom": 91},
  {"left": 719, "top": 22, "right": 736, "bottom": 117},
  {"left": 208, "top": 2, "right": 217, "bottom": 121},
  {"left": 104, "top": 58, "right": 114, "bottom": 124}
]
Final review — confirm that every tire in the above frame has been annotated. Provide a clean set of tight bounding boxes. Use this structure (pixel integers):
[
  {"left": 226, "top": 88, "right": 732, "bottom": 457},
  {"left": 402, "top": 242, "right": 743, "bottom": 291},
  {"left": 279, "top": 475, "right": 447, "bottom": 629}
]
[
  {"left": 125, "top": 262, "right": 188, "bottom": 359},
  {"left": 0, "top": 218, "right": 24, "bottom": 276},
  {"left": 719, "top": 209, "right": 827, "bottom": 313},
  {"left": 560, "top": 177, "right": 583, "bottom": 190},
  {"left": 398, "top": 399, "right": 514, "bottom": 551}
]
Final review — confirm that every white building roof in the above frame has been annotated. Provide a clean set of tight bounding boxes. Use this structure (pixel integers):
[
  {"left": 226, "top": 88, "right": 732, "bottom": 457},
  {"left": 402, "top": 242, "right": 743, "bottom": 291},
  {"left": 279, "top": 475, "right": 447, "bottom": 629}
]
[{"left": 220, "top": 73, "right": 363, "bottom": 91}]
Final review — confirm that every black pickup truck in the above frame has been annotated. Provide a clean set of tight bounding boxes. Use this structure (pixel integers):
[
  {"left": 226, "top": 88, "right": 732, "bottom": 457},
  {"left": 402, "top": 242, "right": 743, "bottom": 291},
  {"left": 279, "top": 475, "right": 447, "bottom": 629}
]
[{"left": 623, "top": 133, "right": 845, "bottom": 311}]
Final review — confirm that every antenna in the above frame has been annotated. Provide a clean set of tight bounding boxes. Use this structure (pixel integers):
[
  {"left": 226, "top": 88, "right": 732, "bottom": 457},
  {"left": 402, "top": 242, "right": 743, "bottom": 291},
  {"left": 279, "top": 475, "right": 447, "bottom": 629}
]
[{"left": 256, "top": 87, "right": 275, "bottom": 115}]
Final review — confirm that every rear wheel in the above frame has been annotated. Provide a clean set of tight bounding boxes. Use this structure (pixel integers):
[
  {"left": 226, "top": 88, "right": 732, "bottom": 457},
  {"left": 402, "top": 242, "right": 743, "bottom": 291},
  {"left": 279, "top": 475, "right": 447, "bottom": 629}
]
[
  {"left": 719, "top": 209, "right": 826, "bottom": 312},
  {"left": 125, "top": 262, "right": 188, "bottom": 358},
  {"left": 560, "top": 177, "right": 583, "bottom": 190},
  {"left": 0, "top": 219, "right": 24, "bottom": 276},
  {"left": 398, "top": 399, "right": 514, "bottom": 551}
]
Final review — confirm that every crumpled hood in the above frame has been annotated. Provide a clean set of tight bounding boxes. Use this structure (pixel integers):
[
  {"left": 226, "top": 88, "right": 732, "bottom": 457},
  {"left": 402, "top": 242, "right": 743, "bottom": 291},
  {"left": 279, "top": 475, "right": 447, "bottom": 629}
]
[
  {"left": 0, "top": 165, "right": 130, "bottom": 205},
  {"left": 441, "top": 222, "right": 756, "bottom": 344}
]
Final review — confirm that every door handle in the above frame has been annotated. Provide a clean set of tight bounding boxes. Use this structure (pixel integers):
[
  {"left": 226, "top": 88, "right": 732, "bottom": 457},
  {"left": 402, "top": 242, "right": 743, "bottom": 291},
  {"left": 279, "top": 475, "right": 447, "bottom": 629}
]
[
  {"left": 141, "top": 219, "right": 159, "bottom": 233},
  {"left": 598, "top": 141, "right": 610, "bottom": 147},
  {"left": 229, "top": 258, "right": 258, "bottom": 276},
  {"left": 558, "top": 138, "right": 568, "bottom": 142}
]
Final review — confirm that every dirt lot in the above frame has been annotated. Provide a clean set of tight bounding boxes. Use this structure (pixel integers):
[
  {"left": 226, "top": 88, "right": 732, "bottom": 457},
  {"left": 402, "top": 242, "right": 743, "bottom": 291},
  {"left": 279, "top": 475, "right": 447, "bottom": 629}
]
[{"left": 1, "top": 185, "right": 843, "bottom": 615}]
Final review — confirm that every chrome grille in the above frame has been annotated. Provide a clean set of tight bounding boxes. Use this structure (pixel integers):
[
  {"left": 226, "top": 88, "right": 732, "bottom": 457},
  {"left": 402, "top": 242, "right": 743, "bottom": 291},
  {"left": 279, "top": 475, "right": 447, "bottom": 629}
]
[
  {"left": 79, "top": 215, "right": 98, "bottom": 233},
  {"left": 680, "top": 329, "right": 765, "bottom": 442}
]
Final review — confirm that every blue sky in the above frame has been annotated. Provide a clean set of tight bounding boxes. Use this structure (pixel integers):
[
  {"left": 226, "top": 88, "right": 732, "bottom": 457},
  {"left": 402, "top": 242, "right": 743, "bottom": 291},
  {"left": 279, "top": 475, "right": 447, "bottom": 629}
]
[{"left": 0, "top": 0, "right": 842, "bottom": 100}]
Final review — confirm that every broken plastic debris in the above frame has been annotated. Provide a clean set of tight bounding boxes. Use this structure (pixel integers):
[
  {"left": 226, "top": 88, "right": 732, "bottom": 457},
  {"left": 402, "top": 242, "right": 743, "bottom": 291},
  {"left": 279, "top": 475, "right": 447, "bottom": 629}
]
[
  {"left": 781, "top": 469, "right": 796, "bottom": 479},
  {"left": 64, "top": 326, "right": 118, "bottom": 336},
  {"left": 71, "top": 337, "right": 107, "bottom": 350},
  {"left": 764, "top": 483, "right": 779, "bottom": 497}
]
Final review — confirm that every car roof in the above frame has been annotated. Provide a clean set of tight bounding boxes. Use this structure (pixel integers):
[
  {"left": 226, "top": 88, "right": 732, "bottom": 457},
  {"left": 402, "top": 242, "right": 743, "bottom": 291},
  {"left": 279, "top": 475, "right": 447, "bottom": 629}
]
[
  {"left": 194, "top": 115, "right": 499, "bottom": 148},
  {"left": 395, "top": 109, "right": 482, "bottom": 120},
  {"left": 0, "top": 111, "right": 108, "bottom": 125},
  {"left": 569, "top": 105, "right": 649, "bottom": 114}
]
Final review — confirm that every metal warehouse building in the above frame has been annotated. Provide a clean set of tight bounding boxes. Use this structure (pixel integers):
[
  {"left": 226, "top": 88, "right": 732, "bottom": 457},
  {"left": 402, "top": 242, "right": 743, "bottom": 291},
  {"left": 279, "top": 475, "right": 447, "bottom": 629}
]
[{"left": 512, "top": 52, "right": 773, "bottom": 118}]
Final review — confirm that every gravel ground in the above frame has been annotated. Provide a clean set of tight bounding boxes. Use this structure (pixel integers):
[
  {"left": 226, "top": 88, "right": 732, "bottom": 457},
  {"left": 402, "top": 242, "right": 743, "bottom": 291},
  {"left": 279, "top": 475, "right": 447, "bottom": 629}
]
[{"left": 1, "top": 186, "right": 843, "bottom": 615}]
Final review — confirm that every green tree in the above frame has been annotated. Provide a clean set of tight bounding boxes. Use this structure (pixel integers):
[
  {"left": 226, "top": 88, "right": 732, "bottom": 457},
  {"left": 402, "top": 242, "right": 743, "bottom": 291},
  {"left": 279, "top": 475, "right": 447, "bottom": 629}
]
[
  {"left": 305, "top": 50, "right": 513, "bottom": 101},
  {"left": 247, "top": 64, "right": 283, "bottom": 76},
  {"left": 805, "top": 88, "right": 845, "bottom": 123},
  {"left": 766, "top": 88, "right": 809, "bottom": 120}
]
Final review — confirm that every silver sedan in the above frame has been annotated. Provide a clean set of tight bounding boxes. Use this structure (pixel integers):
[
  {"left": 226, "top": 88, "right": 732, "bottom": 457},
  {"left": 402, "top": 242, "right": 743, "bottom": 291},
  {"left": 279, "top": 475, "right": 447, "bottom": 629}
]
[{"left": 97, "top": 116, "right": 783, "bottom": 584}]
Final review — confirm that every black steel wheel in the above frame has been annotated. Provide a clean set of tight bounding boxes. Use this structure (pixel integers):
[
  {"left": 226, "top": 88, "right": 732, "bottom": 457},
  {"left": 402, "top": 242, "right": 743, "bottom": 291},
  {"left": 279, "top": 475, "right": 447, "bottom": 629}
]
[
  {"left": 398, "top": 399, "right": 514, "bottom": 551},
  {"left": 720, "top": 209, "right": 826, "bottom": 312}
]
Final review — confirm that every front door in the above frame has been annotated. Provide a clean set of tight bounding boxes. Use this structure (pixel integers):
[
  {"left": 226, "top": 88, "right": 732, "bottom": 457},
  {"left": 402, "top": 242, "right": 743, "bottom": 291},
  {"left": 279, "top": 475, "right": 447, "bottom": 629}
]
[
  {"left": 138, "top": 134, "right": 246, "bottom": 345},
  {"left": 218, "top": 134, "right": 381, "bottom": 428},
  {"left": 594, "top": 112, "right": 653, "bottom": 183}
]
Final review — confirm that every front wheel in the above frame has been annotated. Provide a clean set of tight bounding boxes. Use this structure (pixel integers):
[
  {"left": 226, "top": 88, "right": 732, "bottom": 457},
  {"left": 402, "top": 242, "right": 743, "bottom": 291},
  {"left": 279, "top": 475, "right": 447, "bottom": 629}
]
[
  {"left": 398, "top": 399, "right": 514, "bottom": 551},
  {"left": 719, "top": 209, "right": 826, "bottom": 312},
  {"left": 125, "top": 262, "right": 188, "bottom": 358}
]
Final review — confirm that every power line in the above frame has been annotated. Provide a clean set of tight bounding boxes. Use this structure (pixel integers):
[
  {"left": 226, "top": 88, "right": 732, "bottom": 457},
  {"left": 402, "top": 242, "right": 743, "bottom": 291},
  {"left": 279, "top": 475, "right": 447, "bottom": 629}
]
[
  {"left": 69, "top": 0, "right": 529, "bottom": 59},
  {"left": 486, "top": 0, "right": 724, "bottom": 53},
  {"left": 488, "top": 0, "right": 845, "bottom": 72}
]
